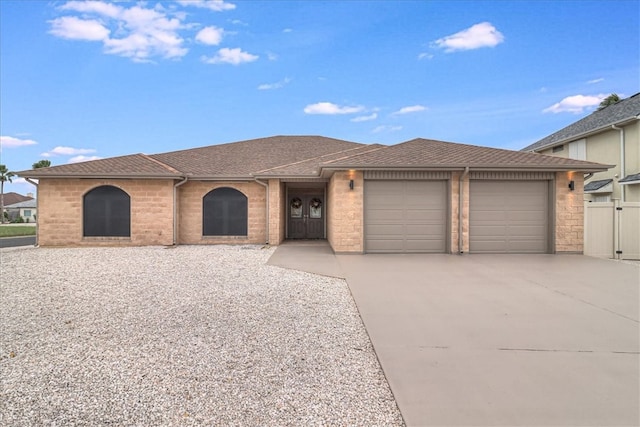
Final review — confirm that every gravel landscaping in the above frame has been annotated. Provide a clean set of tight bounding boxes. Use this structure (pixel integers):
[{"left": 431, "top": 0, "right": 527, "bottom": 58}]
[{"left": 0, "top": 245, "right": 403, "bottom": 426}]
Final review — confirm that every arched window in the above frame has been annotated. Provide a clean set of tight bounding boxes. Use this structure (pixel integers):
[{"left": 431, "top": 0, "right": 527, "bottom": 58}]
[
  {"left": 83, "top": 186, "right": 131, "bottom": 237},
  {"left": 203, "top": 187, "right": 248, "bottom": 236}
]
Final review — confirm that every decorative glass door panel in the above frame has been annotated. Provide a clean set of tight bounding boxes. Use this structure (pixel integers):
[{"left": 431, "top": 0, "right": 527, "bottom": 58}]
[{"left": 288, "top": 192, "right": 324, "bottom": 239}]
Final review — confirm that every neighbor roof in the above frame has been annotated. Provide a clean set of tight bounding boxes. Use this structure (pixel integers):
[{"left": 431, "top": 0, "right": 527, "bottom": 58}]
[
  {"left": 322, "top": 138, "right": 611, "bottom": 172},
  {"left": 619, "top": 173, "right": 640, "bottom": 185},
  {"left": 1, "top": 192, "right": 33, "bottom": 206},
  {"left": 584, "top": 179, "right": 613, "bottom": 192},
  {"left": 522, "top": 93, "right": 640, "bottom": 152},
  {"left": 5, "top": 199, "right": 37, "bottom": 209}
]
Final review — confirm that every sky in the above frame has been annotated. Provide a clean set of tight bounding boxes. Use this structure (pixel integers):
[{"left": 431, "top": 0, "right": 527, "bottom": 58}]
[{"left": 1, "top": 0, "right": 639, "bottom": 195}]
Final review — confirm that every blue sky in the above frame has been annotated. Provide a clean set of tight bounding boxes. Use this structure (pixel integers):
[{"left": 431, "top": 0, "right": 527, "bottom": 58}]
[{"left": 1, "top": 0, "right": 639, "bottom": 194}]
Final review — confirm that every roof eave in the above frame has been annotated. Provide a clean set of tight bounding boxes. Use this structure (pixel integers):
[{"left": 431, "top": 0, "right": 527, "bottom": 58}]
[
  {"left": 320, "top": 164, "right": 611, "bottom": 173},
  {"left": 526, "top": 116, "right": 640, "bottom": 152},
  {"left": 16, "top": 173, "right": 182, "bottom": 180}
]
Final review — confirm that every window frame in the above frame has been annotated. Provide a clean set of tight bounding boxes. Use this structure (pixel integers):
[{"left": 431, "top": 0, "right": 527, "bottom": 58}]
[
  {"left": 83, "top": 185, "right": 131, "bottom": 238},
  {"left": 202, "top": 187, "right": 248, "bottom": 237}
]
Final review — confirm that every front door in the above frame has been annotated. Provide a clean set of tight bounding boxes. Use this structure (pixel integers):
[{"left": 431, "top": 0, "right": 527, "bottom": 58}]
[{"left": 288, "top": 192, "right": 324, "bottom": 239}]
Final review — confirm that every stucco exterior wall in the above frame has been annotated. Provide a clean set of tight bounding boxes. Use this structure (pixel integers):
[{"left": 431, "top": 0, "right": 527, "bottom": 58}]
[
  {"left": 327, "top": 170, "right": 363, "bottom": 253},
  {"left": 539, "top": 121, "right": 639, "bottom": 202},
  {"left": 555, "top": 172, "right": 585, "bottom": 253},
  {"left": 177, "top": 181, "right": 266, "bottom": 245},
  {"left": 37, "top": 178, "right": 174, "bottom": 246}
]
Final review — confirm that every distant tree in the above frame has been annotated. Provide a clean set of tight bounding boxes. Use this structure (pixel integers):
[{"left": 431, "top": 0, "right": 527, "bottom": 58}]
[
  {"left": 1, "top": 164, "right": 16, "bottom": 224},
  {"left": 32, "top": 159, "right": 51, "bottom": 169},
  {"left": 597, "top": 93, "right": 621, "bottom": 111}
]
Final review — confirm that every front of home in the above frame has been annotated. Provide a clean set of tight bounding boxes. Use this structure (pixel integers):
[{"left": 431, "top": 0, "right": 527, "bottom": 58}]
[{"left": 18, "top": 136, "right": 609, "bottom": 254}]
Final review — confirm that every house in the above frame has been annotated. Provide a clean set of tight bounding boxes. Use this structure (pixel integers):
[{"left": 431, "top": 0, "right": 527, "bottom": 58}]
[
  {"left": 16, "top": 136, "right": 609, "bottom": 254},
  {"left": 1, "top": 192, "right": 34, "bottom": 222},
  {"left": 522, "top": 93, "right": 640, "bottom": 202},
  {"left": 4, "top": 198, "right": 37, "bottom": 222}
]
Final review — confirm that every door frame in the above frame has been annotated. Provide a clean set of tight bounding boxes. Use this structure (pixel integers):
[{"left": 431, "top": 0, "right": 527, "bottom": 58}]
[{"left": 285, "top": 183, "right": 327, "bottom": 240}]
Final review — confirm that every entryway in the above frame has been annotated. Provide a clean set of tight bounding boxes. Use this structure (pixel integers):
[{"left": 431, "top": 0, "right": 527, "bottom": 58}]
[{"left": 287, "top": 185, "right": 325, "bottom": 239}]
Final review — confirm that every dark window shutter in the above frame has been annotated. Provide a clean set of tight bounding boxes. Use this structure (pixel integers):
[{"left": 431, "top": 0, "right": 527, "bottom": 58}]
[
  {"left": 83, "top": 186, "right": 131, "bottom": 237},
  {"left": 203, "top": 187, "right": 248, "bottom": 236}
]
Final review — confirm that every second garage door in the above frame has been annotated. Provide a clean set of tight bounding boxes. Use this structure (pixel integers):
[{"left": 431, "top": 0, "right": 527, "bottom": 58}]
[
  {"left": 469, "top": 181, "right": 549, "bottom": 253},
  {"left": 365, "top": 180, "right": 447, "bottom": 253}
]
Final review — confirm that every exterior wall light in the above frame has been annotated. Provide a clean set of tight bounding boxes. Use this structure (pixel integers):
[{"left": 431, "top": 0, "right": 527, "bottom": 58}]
[
  {"left": 349, "top": 179, "right": 354, "bottom": 190},
  {"left": 568, "top": 180, "right": 575, "bottom": 191}
]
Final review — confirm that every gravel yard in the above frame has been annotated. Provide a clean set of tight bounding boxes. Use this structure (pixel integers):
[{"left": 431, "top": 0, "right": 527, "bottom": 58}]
[{"left": 0, "top": 245, "right": 403, "bottom": 426}]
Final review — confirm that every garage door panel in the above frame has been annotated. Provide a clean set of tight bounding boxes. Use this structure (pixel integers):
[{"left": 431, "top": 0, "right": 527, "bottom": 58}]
[
  {"left": 365, "top": 180, "right": 447, "bottom": 253},
  {"left": 470, "top": 181, "right": 548, "bottom": 253}
]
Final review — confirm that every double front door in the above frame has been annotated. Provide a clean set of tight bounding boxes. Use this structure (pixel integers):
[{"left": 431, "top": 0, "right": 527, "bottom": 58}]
[{"left": 288, "top": 191, "right": 324, "bottom": 239}]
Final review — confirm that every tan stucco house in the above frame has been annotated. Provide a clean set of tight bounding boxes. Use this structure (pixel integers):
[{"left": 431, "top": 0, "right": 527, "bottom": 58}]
[
  {"left": 17, "top": 136, "right": 609, "bottom": 254},
  {"left": 522, "top": 93, "right": 640, "bottom": 203}
]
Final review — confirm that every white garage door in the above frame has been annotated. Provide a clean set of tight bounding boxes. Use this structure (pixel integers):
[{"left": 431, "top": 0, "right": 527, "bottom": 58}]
[
  {"left": 364, "top": 180, "right": 447, "bottom": 253},
  {"left": 470, "top": 181, "right": 549, "bottom": 253}
]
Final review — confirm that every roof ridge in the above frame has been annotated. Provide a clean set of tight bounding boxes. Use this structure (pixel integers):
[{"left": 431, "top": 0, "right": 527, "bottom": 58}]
[
  {"left": 142, "top": 153, "right": 183, "bottom": 175},
  {"left": 321, "top": 145, "right": 388, "bottom": 166},
  {"left": 254, "top": 145, "right": 374, "bottom": 174}
]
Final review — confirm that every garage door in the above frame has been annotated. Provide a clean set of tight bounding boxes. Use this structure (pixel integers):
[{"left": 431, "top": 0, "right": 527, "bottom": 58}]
[
  {"left": 469, "top": 181, "right": 549, "bottom": 253},
  {"left": 365, "top": 180, "right": 447, "bottom": 253}
]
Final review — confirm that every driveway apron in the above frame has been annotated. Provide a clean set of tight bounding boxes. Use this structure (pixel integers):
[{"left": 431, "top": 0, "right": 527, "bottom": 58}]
[{"left": 336, "top": 254, "right": 640, "bottom": 426}]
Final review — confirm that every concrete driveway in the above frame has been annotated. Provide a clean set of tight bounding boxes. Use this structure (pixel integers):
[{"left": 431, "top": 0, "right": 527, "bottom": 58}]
[{"left": 336, "top": 254, "right": 639, "bottom": 426}]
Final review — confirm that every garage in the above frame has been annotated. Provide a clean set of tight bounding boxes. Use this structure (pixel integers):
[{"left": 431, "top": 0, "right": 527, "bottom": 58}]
[
  {"left": 364, "top": 180, "right": 447, "bottom": 253},
  {"left": 469, "top": 180, "right": 550, "bottom": 253}
]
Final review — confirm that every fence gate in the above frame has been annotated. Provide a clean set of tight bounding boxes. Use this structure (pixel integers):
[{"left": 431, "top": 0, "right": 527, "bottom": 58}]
[{"left": 584, "top": 201, "right": 640, "bottom": 260}]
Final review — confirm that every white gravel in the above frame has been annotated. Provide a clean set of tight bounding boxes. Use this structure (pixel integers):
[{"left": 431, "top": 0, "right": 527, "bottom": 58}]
[{"left": 0, "top": 245, "right": 404, "bottom": 426}]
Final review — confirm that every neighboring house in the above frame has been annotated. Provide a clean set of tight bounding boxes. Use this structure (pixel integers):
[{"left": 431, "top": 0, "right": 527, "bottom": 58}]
[
  {"left": 1, "top": 192, "right": 34, "bottom": 221},
  {"left": 522, "top": 93, "right": 640, "bottom": 202},
  {"left": 4, "top": 198, "right": 37, "bottom": 222},
  {"left": 17, "top": 135, "right": 609, "bottom": 254}
]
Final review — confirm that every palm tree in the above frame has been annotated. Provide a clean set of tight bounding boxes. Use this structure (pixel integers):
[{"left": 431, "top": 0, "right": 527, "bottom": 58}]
[
  {"left": 1, "top": 164, "right": 16, "bottom": 224},
  {"left": 32, "top": 159, "right": 51, "bottom": 169},
  {"left": 597, "top": 94, "right": 620, "bottom": 111}
]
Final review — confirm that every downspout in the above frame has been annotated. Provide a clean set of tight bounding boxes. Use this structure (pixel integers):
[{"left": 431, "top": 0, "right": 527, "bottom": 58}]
[
  {"left": 458, "top": 167, "right": 470, "bottom": 254},
  {"left": 611, "top": 124, "right": 625, "bottom": 202},
  {"left": 255, "top": 178, "right": 269, "bottom": 245},
  {"left": 25, "top": 178, "right": 39, "bottom": 247},
  {"left": 173, "top": 177, "right": 188, "bottom": 245}
]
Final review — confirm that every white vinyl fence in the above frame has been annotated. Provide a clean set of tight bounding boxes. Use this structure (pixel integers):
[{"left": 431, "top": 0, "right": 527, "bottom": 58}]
[{"left": 584, "top": 201, "right": 640, "bottom": 260}]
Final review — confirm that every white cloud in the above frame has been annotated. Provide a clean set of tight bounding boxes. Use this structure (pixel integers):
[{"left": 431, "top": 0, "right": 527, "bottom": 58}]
[
  {"left": 176, "top": 0, "right": 236, "bottom": 12},
  {"left": 258, "top": 77, "right": 291, "bottom": 90},
  {"left": 49, "top": 16, "right": 110, "bottom": 41},
  {"left": 372, "top": 125, "right": 403, "bottom": 133},
  {"left": 0, "top": 136, "right": 38, "bottom": 148},
  {"left": 351, "top": 113, "right": 378, "bottom": 122},
  {"left": 50, "top": 2, "right": 189, "bottom": 61},
  {"left": 266, "top": 51, "right": 278, "bottom": 61},
  {"left": 304, "top": 102, "right": 365, "bottom": 115},
  {"left": 283, "top": 28, "right": 293, "bottom": 33},
  {"left": 587, "top": 78, "right": 604, "bottom": 84},
  {"left": 195, "top": 26, "right": 224, "bottom": 45},
  {"left": 42, "top": 146, "right": 97, "bottom": 156},
  {"left": 432, "top": 22, "right": 504, "bottom": 52},
  {"left": 201, "top": 48, "right": 258, "bottom": 65},
  {"left": 418, "top": 52, "right": 433, "bottom": 60},
  {"left": 60, "top": 1, "right": 122, "bottom": 18},
  {"left": 68, "top": 155, "right": 102, "bottom": 163},
  {"left": 543, "top": 94, "right": 605, "bottom": 114},
  {"left": 392, "top": 105, "right": 427, "bottom": 115}
]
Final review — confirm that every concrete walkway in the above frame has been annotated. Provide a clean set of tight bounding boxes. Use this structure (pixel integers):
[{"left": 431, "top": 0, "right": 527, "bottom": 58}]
[{"left": 268, "top": 244, "right": 640, "bottom": 426}]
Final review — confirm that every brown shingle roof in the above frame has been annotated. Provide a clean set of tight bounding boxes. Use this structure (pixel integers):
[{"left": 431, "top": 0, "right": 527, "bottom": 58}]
[
  {"left": 16, "top": 154, "right": 182, "bottom": 178},
  {"left": 322, "top": 138, "right": 611, "bottom": 171},
  {"left": 150, "top": 136, "right": 365, "bottom": 178},
  {"left": 1, "top": 192, "right": 33, "bottom": 206}
]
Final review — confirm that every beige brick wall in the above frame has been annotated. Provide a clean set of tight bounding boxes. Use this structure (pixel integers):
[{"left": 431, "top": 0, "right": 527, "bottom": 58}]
[
  {"left": 37, "top": 178, "right": 174, "bottom": 246},
  {"left": 555, "top": 172, "right": 584, "bottom": 253},
  {"left": 267, "top": 179, "right": 285, "bottom": 245},
  {"left": 327, "top": 171, "right": 364, "bottom": 253},
  {"left": 450, "top": 172, "right": 470, "bottom": 253},
  {"left": 177, "top": 181, "right": 266, "bottom": 245}
]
